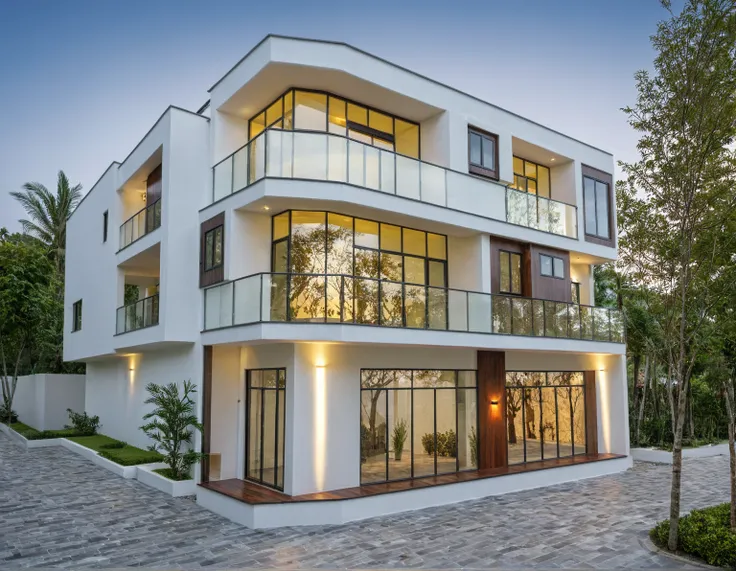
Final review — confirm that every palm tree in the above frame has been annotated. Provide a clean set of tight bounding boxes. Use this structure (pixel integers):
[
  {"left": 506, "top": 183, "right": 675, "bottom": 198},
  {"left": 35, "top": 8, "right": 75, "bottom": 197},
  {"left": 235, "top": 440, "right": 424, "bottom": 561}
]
[{"left": 10, "top": 171, "right": 82, "bottom": 273}]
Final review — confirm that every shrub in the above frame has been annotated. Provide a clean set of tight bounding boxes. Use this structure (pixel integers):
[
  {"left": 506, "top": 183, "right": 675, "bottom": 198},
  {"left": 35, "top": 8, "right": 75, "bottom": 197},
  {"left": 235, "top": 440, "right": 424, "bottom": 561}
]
[
  {"left": 421, "top": 430, "right": 457, "bottom": 457},
  {"left": 99, "top": 440, "right": 126, "bottom": 450},
  {"left": 391, "top": 419, "right": 408, "bottom": 456},
  {"left": 140, "top": 380, "right": 203, "bottom": 480},
  {"left": 469, "top": 426, "right": 478, "bottom": 467},
  {"left": 422, "top": 432, "right": 435, "bottom": 455},
  {"left": 650, "top": 503, "right": 736, "bottom": 568},
  {"left": 65, "top": 409, "right": 101, "bottom": 436},
  {"left": 98, "top": 448, "right": 163, "bottom": 466},
  {"left": 0, "top": 402, "right": 18, "bottom": 424},
  {"left": 154, "top": 467, "right": 190, "bottom": 481}
]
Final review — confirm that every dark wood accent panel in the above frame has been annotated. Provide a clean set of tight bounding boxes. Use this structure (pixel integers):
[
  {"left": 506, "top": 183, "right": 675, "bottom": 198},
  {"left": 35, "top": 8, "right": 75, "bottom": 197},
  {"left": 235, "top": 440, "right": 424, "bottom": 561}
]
[
  {"left": 489, "top": 237, "right": 531, "bottom": 297},
  {"left": 529, "top": 244, "right": 571, "bottom": 302},
  {"left": 201, "top": 345, "right": 213, "bottom": 483},
  {"left": 581, "top": 164, "right": 615, "bottom": 248},
  {"left": 201, "top": 453, "right": 624, "bottom": 504},
  {"left": 146, "top": 164, "right": 162, "bottom": 204},
  {"left": 477, "top": 350, "right": 507, "bottom": 470},
  {"left": 200, "top": 212, "right": 225, "bottom": 288},
  {"left": 584, "top": 371, "right": 598, "bottom": 455}
]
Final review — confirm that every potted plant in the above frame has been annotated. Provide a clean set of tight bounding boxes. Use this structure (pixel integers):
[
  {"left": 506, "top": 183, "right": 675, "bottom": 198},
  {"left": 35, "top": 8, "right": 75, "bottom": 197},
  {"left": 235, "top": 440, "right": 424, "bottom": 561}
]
[{"left": 392, "top": 418, "right": 408, "bottom": 461}]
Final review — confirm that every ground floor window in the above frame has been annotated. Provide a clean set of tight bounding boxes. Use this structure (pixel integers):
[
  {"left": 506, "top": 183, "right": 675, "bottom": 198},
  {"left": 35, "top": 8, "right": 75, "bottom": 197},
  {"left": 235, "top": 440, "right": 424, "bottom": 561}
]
[
  {"left": 360, "top": 369, "right": 478, "bottom": 484},
  {"left": 245, "top": 368, "right": 286, "bottom": 490},
  {"left": 506, "top": 371, "right": 586, "bottom": 464}
]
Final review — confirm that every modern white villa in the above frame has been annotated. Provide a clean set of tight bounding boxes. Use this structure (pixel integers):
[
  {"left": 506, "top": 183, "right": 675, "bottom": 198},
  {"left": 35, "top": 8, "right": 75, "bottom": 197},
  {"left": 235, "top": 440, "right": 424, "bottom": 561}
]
[{"left": 64, "top": 35, "right": 630, "bottom": 528}]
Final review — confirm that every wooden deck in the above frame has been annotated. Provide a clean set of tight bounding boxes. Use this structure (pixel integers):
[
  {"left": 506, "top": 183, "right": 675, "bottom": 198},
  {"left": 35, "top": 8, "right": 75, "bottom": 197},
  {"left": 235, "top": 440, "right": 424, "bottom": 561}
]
[{"left": 199, "top": 453, "right": 625, "bottom": 505}]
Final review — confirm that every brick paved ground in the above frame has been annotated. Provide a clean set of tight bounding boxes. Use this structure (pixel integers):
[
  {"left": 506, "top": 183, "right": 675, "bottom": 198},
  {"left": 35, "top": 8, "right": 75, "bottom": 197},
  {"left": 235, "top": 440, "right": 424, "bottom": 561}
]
[{"left": 0, "top": 431, "right": 726, "bottom": 569}]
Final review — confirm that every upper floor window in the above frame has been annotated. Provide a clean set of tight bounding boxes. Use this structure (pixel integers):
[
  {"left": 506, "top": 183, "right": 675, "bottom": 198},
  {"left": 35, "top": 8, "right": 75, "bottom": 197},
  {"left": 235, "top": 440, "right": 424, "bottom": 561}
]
[
  {"left": 499, "top": 250, "right": 522, "bottom": 295},
  {"left": 204, "top": 225, "right": 223, "bottom": 271},
  {"left": 103, "top": 211, "right": 108, "bottom": 243},
  {"left": 72, "top": 300, "right": 83, "bottom": 332},
  {"left": 583, "top": 176, "right": 610, "bottom": 239},
  {"left": 540, "top": 254, "right": 564, "bottom": 279},
  {"left": 468, "top": 127, "right": 498, "bottom": 179},
  {"left": 510, "top": 157, "right": 550, "bottom": 198},
  {"left": 248, "top": 89, "right": 420, "bottom": 159},
  {"left": 571, "top": 282, "right": 580, "bottom": 304}
]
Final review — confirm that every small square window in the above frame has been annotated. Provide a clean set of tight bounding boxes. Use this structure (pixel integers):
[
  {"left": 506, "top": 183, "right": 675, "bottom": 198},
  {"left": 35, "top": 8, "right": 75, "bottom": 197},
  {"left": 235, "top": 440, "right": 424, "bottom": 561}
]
[
  {"left": 468, "top": 127, "right": 499, "bottom": 179},
  {"left": 553, "top": 257, "right": 565, "bottom": 279},
  {"left": 540, "top": 254, "right": 564, "bottom": 279}
]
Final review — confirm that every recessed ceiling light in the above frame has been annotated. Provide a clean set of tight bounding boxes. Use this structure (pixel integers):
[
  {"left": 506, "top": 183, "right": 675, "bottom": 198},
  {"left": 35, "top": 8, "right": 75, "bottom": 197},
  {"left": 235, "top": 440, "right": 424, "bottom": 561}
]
[
  {"left": 550, "top": 158, "right": 556, "bottom": 162},
  {"left": 263, "top": 205, "right": 270, "bottom": 211}
]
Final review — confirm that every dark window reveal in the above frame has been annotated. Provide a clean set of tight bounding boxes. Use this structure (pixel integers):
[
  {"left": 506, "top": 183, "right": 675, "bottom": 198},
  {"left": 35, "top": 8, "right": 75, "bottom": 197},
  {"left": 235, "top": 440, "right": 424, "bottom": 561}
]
[
  {"left": 204, "top": 226, "right": 223, "bottom": 271},
  {"left": 540, "top": 254, "right": 565, "bottom": 279},
  {"left": 103, "top": 211, "right": 108, "bottom": 243},
  {"left": 468, "top": 127, "right": 499, "bottom": 179},
  {"left": 72, "top": 300, "right": 83, "bottom": 332}
]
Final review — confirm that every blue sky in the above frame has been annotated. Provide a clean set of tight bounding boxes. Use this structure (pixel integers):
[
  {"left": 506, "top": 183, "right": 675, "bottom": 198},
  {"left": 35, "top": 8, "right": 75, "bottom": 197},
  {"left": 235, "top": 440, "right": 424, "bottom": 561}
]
[{"left": 0, "top": 0, "right": 667, "bottom": 231}]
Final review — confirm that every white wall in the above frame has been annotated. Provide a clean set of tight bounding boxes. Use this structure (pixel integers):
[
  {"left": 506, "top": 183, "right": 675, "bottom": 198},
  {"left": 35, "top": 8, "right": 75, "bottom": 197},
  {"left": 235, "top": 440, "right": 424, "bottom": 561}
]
[
  {"left": 447, "top": 234, "right": 490, "bottom": 293},
  {"left": 12, "top": 374, "right": 85, "bottom": 431},
  {"left": 210, "top": 345, "right": 242, "bottom": 480},
  {"left": 228, "top": 209, "right": 271, "bottom": 280},
  {"left": 550, "top": 161, "right": 576, "bottom": 206},
  {"left": 85, "top": 345, "right": 199, "bottom": 449}
]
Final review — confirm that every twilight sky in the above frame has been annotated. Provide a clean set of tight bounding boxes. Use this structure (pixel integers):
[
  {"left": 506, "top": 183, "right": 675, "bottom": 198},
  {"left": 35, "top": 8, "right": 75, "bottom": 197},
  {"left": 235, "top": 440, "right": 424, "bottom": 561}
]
[{"left": 0, "top": 0, "right": 669, "bottom": 232}]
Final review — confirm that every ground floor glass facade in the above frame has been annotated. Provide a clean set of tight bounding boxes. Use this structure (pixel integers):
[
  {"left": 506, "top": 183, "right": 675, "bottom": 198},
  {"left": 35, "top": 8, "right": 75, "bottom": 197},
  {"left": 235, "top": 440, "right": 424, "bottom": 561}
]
[{"left": 360, "top": 369, "right": 478, "bottom": 484}]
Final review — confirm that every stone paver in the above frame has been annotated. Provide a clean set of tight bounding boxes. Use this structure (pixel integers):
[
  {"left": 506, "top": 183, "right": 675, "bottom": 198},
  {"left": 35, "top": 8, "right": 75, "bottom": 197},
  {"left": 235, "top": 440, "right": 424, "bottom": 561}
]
[{"left": 0, "top": 431, "right": 726, "bottom": 569}]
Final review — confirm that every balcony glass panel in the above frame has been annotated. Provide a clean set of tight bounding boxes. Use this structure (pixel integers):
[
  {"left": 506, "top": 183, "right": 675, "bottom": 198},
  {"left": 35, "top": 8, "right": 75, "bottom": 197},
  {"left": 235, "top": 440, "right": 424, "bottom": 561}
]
[
  {"left": 379, "top": 149, "right": 395, "bottom": 194},
  {"left": 532, "top": 299, "right": 545, "bottom": 337},
  {"left": 593, "top": 307, "right": 612, "bottom": 341},
  {"left": 115, "top": 294, "right": 160, "bottom": 335},
  {"left": 492, "top": 295, "right": 512, "bottom": 334},
  {"left": 234, "top": 274, "right": 261, "bottom": 324},
  {"left": 119, "top": 199, "right": 162, "bottom": 250},
  {"left": 448, "top": 289, "right": 468, "bottom": 331},
  {"left": 395, "top": 155, "right": 420, "bottom": 200},
  {"left": 511, "top": 297, "right": 532, "bottom": 336},
  {"left": 580, "top": 305, "right": 593, "bottom": 340},
  {"left": 213, "top": 158, "right": 232, "bottom": 202},
  {"left": 380, "top": 281, "right": 403, "bottom": 327},
  {"left": 420, "top": 162, "right": 446, "bottom": 206},
  {"left": 467, "top": 292, "right": 491, "bottom": 333}
]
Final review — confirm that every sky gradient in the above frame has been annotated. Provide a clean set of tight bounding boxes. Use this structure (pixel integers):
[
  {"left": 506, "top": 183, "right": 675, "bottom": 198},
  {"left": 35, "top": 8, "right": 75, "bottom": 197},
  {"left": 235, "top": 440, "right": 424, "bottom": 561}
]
[{"left": 0, "top": 0, "right": 669, "bottom": 232}]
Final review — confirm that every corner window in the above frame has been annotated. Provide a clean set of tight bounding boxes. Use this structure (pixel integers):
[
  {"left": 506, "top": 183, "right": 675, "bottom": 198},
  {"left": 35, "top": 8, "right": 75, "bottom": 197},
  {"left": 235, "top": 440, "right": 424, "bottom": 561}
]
[
  {"left": 103, "top": 211, "right": 108, "bottom": 243},
  {"left": 204, "top": 226, "right": 223, "bottom": 271},
  {"left": 499, "top": 250, "right": 522, "bottom": 295},
  {"left": 510, "top": 157, "right": 550, "bottom": 198},
  {"left": 540, "top": 254, "right": 565, "bottom": 279},
  {"left": 584, "top": 176, "right": 610, "bottom": 239},
  {"left": 72, "top": 300, "right": 83, "bottom": 332},
  {"left": 468, "top": 127, "right": 498, "bottom": 179}
]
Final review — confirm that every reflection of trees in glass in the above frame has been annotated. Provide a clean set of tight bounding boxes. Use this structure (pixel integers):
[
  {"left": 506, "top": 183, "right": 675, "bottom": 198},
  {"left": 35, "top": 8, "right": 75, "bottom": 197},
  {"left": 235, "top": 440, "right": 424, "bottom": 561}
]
[
  {"left": 507, "top": 388, "right": 522, "bottom": 444},
  {"left": 360, "top": 370, "right": 401, "bottom": 453}
]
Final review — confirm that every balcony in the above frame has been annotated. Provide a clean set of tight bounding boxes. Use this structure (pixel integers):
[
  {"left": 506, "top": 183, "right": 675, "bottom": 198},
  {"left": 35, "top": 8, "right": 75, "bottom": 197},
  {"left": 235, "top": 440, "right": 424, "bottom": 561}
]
[
  {"left": 203, "top": 272, "right": 624, "bottom": 343},
  {"left": 119, "top": 199, "right": 161, "bottom": 250},
  {"left": 115, "top": 293, "right": 160, "bottom": 335},
  {"left": 212, "top": 129, "right": 578, "bottom": 239}
]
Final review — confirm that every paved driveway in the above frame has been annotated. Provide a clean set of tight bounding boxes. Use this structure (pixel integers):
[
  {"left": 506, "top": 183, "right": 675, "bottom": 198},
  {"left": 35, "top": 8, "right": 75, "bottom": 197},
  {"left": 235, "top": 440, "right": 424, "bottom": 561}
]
[{"left": 0, "top": 432, "right": 725, "bottom": 569}]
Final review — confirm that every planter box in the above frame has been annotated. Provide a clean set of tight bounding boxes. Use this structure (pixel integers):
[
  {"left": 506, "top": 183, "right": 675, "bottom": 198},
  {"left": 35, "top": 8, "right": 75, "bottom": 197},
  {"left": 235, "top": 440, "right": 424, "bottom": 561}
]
[
  {"left": 136, "top": 464, "right": 197, "bottom": 497},
  {"left": 59, "top": 439, "right": 139, "bottom": 478},
  {"left": 631, "top": 443, "right": 729, "bottom": 464},
  {"left": 0, "top": 423, "right": 62, "bottom": 449}
]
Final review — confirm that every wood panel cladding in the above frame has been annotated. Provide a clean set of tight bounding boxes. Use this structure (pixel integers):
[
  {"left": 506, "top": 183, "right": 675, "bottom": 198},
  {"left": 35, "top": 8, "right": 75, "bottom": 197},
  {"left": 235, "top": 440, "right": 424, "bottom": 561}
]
[
  {"left": 584, "top": 371, "right": 599, "bottom": 455},
  {"left": 477, "top": 350, "right": 507, "bottom": 470},
  {"left": 201, "top": 345, "right": 213, "bottom": 483},
  {"left": 490, "top": 237, "right": 570, "bottom": 302},
  {"left": 146, "top": 164, "right": 162, "bottom": 204},
  {"left": 200, "top": 212, "right": 225, "bottom": 288}
]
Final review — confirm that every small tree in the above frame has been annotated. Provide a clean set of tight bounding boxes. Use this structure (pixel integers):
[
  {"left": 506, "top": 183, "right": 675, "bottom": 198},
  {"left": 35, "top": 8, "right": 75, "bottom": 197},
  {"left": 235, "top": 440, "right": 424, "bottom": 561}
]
[{"left": 140, "top": 380, "right": 203, "bottom": 480}]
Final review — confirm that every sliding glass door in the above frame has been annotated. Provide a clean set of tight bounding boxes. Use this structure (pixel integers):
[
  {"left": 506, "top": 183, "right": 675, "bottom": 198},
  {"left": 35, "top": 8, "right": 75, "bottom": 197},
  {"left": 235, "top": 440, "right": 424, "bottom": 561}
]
[{"left": 244, "top": 368, "right": 286, "bottom": 490}]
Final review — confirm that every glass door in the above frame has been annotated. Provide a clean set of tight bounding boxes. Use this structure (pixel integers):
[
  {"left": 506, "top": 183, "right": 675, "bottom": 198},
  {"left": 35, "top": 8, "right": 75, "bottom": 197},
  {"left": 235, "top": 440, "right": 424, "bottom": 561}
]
[{"left": 244, "top": 368, "right": 286, "bottom": 490}]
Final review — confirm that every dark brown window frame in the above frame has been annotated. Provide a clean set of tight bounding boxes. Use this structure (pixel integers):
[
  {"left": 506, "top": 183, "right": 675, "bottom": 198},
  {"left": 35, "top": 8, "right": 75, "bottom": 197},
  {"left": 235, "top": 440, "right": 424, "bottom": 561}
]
[
  {"left": 72, "top": 299, "right": 83, "bottom": 332},
  {"left": 204, "top": 225, "right": 224, "bottom": 272},
  {"left": 468, "top": 126, "right": 499, "bottom": 180},
  {"left": 200, "top": 213, "right": 225, "bottom": 288},
  {"left": 540, "top": 253, "right": 565, "bottom": 280},
  {"left": 498, "top": 249, "right": 523, "bottom": 295},
  {"left": 581, "top": 165, "right": 615, "bottom": 248}
]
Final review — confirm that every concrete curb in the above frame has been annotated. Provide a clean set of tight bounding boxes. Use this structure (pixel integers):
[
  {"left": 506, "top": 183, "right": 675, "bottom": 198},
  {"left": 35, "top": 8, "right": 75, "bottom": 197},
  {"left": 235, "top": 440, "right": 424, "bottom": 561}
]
[{"left": 639, "top": 534, "right": 716, "bottom": 569}]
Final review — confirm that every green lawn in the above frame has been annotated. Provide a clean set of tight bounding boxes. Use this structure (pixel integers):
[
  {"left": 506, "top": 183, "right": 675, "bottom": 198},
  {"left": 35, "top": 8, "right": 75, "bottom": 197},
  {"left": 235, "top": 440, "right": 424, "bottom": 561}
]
[
  {"left": 6, "top": 421, "right": 39, "bottom": 437},
  {"left": 68, "top": 435, "right": 163, "bottom": 466}
]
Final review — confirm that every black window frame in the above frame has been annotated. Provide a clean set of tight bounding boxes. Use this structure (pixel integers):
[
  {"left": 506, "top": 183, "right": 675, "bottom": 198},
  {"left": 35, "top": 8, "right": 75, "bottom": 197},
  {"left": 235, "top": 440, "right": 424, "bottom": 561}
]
[
  {"left": 103, "top": 210, "right": 108, "bottom": 243},
  {"left": 583, "top": 175, "right": 611, "bottom": 240},
  {"left": 467, "top": 126, "right": 499, "bottom": 180},
  {"left": 540, "top": 254, "right": 565, "bottom": 279},
  {"left": 511, "top": 156, "right": 551, "bottom": 198},
  {"left": 498, "top": 249, "right": 523, "bottom": 295},
  {"left": 203, "top": 225, "right": 224, "bottom": 272},
  {"left": 571, "top": 281, "right": 581, "bottom": 305},
  {"left": 72, "top": 300, "right": 83, "bottom": 332},
  {"left": 244, "top": 368, "right": 286, "bottom": 491}
]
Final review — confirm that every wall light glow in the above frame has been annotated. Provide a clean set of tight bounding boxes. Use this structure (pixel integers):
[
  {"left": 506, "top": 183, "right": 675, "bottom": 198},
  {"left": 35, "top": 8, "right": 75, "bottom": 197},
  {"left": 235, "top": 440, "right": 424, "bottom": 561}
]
[
  {"left": 314, "top": 364, "right": 327, "bottom": 491},
  {"left": 598, "top": 369, "right": 611, "bottom": 453}
]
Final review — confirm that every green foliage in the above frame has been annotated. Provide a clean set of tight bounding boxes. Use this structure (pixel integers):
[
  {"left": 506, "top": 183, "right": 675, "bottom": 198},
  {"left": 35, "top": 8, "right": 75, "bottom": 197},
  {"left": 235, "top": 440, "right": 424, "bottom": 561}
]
[
  {"left": 99, "top": 440, "right": 126, "bottom": 450},
  {"left": 65, "top": 409, "right": 101, "bottom": 436},
  {"left": 651, "top": 503, "right": 736, "bottom": 568},
  {"left": 469, "top": 426, "right": 478, "bottom": 467},
  {"left": 140, "top": 380, "right": 203, "bottom": 480},
  {"left": 0, "top": 402, "right": 18, "bottom": 424},
  {"left": 98, "top": 448, "right": 163, "bottom": 466},
  {"left": 421, "top": 430, "right": 457, "bottom": 457},
  {"left": 391, "top": 419, "right": 408, "bottom": 455},
  {"left": 124, "top": 284, "right": 140, "bottom": 306},
  {"left": 153, "top": 467, "right": 190, "bottom": 481}
]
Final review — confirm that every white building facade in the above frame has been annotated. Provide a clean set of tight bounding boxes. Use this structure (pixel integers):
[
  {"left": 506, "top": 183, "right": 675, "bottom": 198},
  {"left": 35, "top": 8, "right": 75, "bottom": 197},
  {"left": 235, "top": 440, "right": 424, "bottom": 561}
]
[{"left": 64, "top": 35, "right": 630, "bottom": 528}]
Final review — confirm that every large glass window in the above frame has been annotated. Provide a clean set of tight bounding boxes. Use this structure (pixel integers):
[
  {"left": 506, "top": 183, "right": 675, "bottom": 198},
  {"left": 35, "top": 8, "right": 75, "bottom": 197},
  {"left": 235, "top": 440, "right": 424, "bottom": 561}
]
[
  {"left": 506, "top": 371, "right": 587, "bottom": 465},
  {"left": 510, "top": 157, "right": 551, "bottom": 198},
  {"left": 360, "top": 369, "right": 478, "bottom": 484},
  {"left": 249, "top": 89, "right": 420, "bottom": 159},
  {"left": 203, "top": 225, "right": 223, "bottom": 271},
  {"left": 270, "top": 210, "right": 447, "bottom": 326},
  {"left": 583, "top": 176, "right": 610, "bottom": 239},
  {"left": 499, "top": 250, "right": 522, "bottom": 295},
  {"left": 245, "top": 368, "right": 286, "bottom": 490}
]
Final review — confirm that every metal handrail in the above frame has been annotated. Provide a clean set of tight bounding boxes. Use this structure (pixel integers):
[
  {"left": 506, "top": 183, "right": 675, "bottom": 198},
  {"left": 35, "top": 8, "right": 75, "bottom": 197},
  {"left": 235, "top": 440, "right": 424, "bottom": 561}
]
[
  {"left": 203, "top": 271, "right": 624, "bottom": 343},
  {"left": 119, "top": 198, "right": 162, "bottom": 250},
  {"left": 210, "top": 128, "right": 579, "bottom": 239}
]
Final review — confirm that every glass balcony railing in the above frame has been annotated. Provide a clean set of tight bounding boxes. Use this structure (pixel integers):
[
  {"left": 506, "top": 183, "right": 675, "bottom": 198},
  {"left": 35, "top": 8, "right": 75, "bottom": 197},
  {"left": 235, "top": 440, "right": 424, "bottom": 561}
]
[
  {"left": 119, "top": 199, "right": 161, "bottom": 250},
  {"left": 203, "top": 272, "right": 624, "bottom": 343},
  {"left": 116, "top": 293, "right": 160, "bottom": 334},
  {"left": 211, "top": 129, "right": 578, "bottom": 239}
]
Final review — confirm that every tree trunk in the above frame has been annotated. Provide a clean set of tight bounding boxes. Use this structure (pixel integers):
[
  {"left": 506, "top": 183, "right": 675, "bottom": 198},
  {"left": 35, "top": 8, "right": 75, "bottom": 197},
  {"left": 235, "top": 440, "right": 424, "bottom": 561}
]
[
  {"left": 667, "top": 373, "right": 690, "bottom": 551},
  {"left": 724, "top": 379, "right": 736, "bottom": 533},
  {"left": 632, "top": 354, "right": 641, "bottom": 422},
  {"left": 636, "top": 355, "right": 651, "bottom": 446}
]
